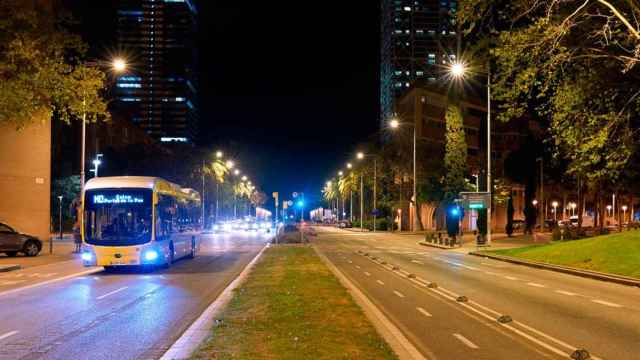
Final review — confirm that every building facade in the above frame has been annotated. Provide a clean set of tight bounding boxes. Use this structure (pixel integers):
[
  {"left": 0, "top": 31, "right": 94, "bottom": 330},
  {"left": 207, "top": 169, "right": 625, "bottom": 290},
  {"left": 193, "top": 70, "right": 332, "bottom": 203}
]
[
  {"left": 115, "top": 0, "right": 199, "bottom": 143},
  {"left": 380, "top": 0, "right": 458, "bottom": 127},
  {"left": 397, "top": 87, "right": 532, "bottom": 231}
]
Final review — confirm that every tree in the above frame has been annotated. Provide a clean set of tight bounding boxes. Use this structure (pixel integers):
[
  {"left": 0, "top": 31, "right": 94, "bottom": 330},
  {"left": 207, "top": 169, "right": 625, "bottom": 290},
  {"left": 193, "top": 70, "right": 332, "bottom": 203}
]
[
  {"left": 444, "top": 103, "right": 468, "bottom": 238},
  {"left": 250, "top": 191, "right": 267, "bottom": 208},
  {"left": 506, "top": 192, "right": 514, "bottom": 237},
  {"left": 0, "top": 1, "right": 109, "bottom": 128}
]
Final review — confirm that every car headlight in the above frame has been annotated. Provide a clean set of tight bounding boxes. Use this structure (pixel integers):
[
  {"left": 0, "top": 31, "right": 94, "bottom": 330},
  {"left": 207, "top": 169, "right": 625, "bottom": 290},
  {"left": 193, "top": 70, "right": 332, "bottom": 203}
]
[
  {"left": 81, "top": 252, "right": 93, "bottom": 261},
  {"left": 144, "top": 249, "right": 159, "bottom": 261}
]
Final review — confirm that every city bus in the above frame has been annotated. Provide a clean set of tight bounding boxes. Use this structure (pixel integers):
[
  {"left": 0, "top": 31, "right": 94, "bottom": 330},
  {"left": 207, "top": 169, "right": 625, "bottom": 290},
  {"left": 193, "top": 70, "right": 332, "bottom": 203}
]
[{"left": 80, "top": 176, "right": 201, "bottom": 269}]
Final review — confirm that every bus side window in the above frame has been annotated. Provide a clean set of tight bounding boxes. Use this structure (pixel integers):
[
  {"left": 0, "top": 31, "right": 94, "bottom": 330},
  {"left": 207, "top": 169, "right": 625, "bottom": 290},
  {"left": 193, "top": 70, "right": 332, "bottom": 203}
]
[{"left": 157, "top": 195, "right": 176, "bottom": 240}]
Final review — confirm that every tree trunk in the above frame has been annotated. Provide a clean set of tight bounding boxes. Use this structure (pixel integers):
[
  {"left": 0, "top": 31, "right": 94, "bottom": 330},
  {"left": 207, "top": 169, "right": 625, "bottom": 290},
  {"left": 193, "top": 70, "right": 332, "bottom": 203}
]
[
  {"left": 414, "top": 200, "right": 424, "bottom": 231},
  {"left": 577, "top": 176, "right": 583, "bottom": 231}
]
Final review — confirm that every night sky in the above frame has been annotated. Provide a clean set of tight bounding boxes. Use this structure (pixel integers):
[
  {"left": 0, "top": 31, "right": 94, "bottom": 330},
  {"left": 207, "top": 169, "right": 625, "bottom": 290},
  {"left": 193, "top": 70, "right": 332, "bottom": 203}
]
[
  {"left": 68, "top": 1, "right": 380, "bottom": 206},
  {"left": 199, "top": 2, "right": 380, "bottom": 204}
]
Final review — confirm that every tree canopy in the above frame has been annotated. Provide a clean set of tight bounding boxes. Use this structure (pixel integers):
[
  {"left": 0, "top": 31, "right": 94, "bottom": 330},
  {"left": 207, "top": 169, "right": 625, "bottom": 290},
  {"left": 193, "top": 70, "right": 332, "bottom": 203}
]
[{"left": 0, "top": 0, "right": 109, "bottom": 128}]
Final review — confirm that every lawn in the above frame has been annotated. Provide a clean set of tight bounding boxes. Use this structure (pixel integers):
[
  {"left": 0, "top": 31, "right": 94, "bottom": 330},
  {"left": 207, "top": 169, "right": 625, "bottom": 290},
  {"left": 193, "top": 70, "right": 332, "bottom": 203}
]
[
  {"left": 486, "top": 230, "right": 640, "bottom": 279},
  {"left": 192, "top": 245, "right": 397, "bottom": 360}
]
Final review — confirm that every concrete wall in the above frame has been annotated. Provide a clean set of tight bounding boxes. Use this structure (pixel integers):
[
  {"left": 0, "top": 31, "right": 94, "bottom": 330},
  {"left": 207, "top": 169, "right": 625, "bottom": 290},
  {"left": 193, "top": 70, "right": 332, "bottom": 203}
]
[{"left": 0, "top": 116, "right": 52, "bottom": 241}]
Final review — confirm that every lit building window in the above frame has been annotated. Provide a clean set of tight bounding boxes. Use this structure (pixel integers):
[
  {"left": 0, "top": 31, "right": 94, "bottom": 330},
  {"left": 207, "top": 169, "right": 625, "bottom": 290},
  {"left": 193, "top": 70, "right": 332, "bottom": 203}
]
[{"left": 117, "top": 83, "right": 142, "bottom": 88}]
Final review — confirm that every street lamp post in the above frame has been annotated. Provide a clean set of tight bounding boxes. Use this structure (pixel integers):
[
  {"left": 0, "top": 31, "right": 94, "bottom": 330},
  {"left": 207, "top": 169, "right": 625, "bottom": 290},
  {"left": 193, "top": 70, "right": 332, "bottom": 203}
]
[
  {"left": 449, "top": 61, "right": 492, "bottom": 245},
  {"left": 357, "top": 152, "right": 377, "bottom": 232},
  {"left": 622, "top": 205, "right": 628, "bottom": 225},
  {"left": 80, "top": 58, "right": 128, "bottom": 194},
  {"left": 57, "top": 196, "right": 63, "bottom": 254},
  {"left": 552, "top": 201, "right": 559, "bottom": 222},
  {"left": 389, "top": 118, "right": 418, "bottom": 232}
]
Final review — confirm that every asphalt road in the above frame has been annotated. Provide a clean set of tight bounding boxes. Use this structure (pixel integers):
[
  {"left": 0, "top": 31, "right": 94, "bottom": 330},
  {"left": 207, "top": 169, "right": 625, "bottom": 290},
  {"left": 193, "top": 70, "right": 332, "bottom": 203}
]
[
  {"left": 0, "top": 231, "right": 270, "bottom": 360},
  {"left": 313, "top": 226, "right": 640, "bottom": 360}
]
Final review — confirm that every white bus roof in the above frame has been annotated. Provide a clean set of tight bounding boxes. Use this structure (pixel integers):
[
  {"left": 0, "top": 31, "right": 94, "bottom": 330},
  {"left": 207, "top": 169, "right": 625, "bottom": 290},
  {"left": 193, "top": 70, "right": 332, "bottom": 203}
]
[{"left": 84, "top": 176, "right": 167, "bottom": 191}]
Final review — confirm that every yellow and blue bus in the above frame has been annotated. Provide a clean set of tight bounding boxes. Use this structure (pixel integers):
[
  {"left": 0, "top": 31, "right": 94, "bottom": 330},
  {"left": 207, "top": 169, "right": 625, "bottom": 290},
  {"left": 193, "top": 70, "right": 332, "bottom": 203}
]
[{"left": 81, "top": 176, "right": 201, "bottom": 269}]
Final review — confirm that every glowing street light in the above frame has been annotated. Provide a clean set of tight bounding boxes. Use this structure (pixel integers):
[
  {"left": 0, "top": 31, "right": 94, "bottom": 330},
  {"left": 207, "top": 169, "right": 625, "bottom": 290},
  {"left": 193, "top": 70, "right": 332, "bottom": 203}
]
[
  {"left": 569, "top": 202, "right": 577, "bottom": 217},
  {"left": 552, "top": 201, "right": 559, "bottom": 221},
  {"left": 606, "top": 204, "right": 613, "bottom": 218},
  {"left": 389, "top": 118, "right": 400, "bottom": 129},
  {"left": 234, "top": 169, "right": 240, "bottom": 176},
  {"left": 388, "top": 115, "right": 418, "bottom": 231},
  {"left": 326, "top": 181, "right": 332, "bottom": 187},
  {"left": 449, "top": 61, "right": 467, "bottom": 78},
  {"left": 532, "top": 199, "right": 538, "bottom": 206},
  {"left": 338, "top": 171, "right": 343, "bottom": 176},
  {"left": 242, "top": 176, "right": 248, "bottom": 181},
  {"left": 622, "top": 205, "right": 628, "bottom": 224},
  {"left": 225, "top": 160, "right": 235, "bottom": 169},
  {"left": 346, "top": 163, "right": 352, "bottom": 169},
  {"left": 356, "top": 152, "right": 364, "bottom": 160},
  {"left": 112, "top": 57, "right": 127, "bottom": 72},
  {"left": 216, "top": 151, "right": 223, "bottom": 158}
]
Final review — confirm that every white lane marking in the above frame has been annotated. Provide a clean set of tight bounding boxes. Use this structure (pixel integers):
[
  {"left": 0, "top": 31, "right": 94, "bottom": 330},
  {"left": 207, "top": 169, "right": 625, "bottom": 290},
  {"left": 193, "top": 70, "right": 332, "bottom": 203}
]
[
  {"left": 97, "top": 286, "right": 128, "bottom": 300},
  {"left": 376, "top": 280, "right": 385, "bottom": 285},
  {"left": 555, "top": 290, "right": 578, "bottom": 296},
  {"left": 28, "top": 273, "right": 41, "bottom": 277},
  {"left": 393, "top": 290, "right": 405, "bottom": 298},
  {"left": 591, "top": 299, "right": 623, "bottom": 308},
  {"left": 0, "top": 330, "right": 19, "bottom": 341},
  {"left": 364, "top": 272, "right": 371, "bottom": 276},
  {"left": 0, "top": 263, "right": 101, "bottom": 299},
  {"left": 453, "top": 333, "right": 479, "bottom": 349},
  {"left": 481, "top": 262, "right": 506, "bottom": 268},
  {"left": 411, "top": 260, "right": 423, "bottom": 265},
  {"left": 527, "top": 282, "right": 546, "bottom": 288},
  {"left": 0, "top": 280, "right": 25, "bottom": 286},
  {"left": 347, "top": 260, "right": 353, "bottom": 264},
  {"left": 504, "top": 276, "right": 519, "bottom": 281},
  {"left": 485, "top": 271, "right": 500, "bottom": 276},
  {"left": 355, "top": 265, "right": 361, "bottom": 269},
  {"left": 416, "top": 307, "right": 432, "bottom": 317}
]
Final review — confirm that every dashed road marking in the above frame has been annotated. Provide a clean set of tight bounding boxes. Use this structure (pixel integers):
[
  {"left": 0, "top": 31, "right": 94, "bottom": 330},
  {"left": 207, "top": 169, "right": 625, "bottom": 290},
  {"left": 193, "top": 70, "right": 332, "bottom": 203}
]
[
  {"left": 347, "top": 260, "right": 353, "bottom": 264},
  {"left": 376, "top": 280, "right": 385, "bottom": 285},
  {"left": 504, "top": 276, "right": 519, "bottom": 281},
  {"left": 453, "top": 333, "right": 479, "bottom": 349},
  {"left": 393, "top": 290, "right": 405, "bottom": 298},
  {"left": 485, "top": 271, "right": 500, "bottom": 276},
  {"left": 0, "top": 280, "right": 25, "bottom": 286},
  {"left": 555, "top": 290, "right": 578, "bottom": 296},
  {"left": 411, "top": 260, "right": 423, "bottom": 265},
  {"left": 355, "top": 265, "right": 361, "bottom": 269},
  {"left": 364, "top": 272, "right": 371, "bottom": 276},
  {"left": 526, "top": 282, "right": 546, "bottom": 288},
  {"left": 0, "top": 330, "right": 19, "bottom": 341},
  {"left": 97, "top": 286, "right": 128, "bottom": 300},
  {"left": 591, "top": 299, "right": 622, "bottom": 308},
  {"left": 416, "top": 307, "right": 432, "bottom": 317}
]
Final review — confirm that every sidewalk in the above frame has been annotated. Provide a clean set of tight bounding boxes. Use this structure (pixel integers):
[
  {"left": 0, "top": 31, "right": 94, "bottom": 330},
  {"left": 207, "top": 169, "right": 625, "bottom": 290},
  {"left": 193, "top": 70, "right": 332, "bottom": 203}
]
[
  {"left": 0, "top": 235, "right": 79, "bottom": 269},
  {"left": 421, "top": 232, "right": 552, "bottom": 253}
]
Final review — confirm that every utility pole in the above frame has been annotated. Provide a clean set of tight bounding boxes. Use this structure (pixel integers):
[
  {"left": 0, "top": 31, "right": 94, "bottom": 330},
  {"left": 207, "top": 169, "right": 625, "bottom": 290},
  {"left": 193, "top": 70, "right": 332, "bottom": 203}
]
[
  {"left": 360, "top": 174, "right": 364, "bottom": 232},
  {"left": 373, "top": 157, "right": 377, "bottom": 232},
  {"left": 486, "top": 73, "right": 492, "bottom": 246}
]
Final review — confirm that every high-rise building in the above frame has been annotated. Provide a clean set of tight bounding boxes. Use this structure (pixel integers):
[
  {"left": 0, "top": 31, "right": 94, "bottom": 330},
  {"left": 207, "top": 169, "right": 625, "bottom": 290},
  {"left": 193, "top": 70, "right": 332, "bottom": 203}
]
[
  {"left": 380, "top": 0, "right": 458, "bottom": 127},
  {"left": 115, "top": 0, "right": 199, "bottom": 143}
]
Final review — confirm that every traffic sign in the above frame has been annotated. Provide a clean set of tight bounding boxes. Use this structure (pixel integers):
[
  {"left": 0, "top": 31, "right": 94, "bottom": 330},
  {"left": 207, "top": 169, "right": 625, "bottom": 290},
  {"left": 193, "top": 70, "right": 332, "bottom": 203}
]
[
  {"left": 293, "top": 192, "right": 298, "bottom": 198},
  {"left": 287, "top": 200, "right": 293, "bottom": 206},
  {"left": 283, "top": 201, "right": 289, "bottom": 209},
  {"left": 459, "top": 192, "right": 491, "bottom": 210}
]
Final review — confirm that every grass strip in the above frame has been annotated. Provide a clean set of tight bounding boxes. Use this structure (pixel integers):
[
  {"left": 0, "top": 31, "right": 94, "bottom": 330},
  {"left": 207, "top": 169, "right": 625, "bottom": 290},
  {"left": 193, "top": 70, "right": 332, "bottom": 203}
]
[
  {"left": 192, "top": 245, "right": 397, "bottom": 360},
  {"left": 484, "top": 230, "right": 640, "bottom": 279}
]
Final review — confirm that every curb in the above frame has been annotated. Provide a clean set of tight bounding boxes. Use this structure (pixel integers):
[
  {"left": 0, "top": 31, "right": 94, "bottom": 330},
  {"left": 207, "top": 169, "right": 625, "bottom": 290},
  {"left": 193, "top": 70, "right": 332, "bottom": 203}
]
[
  {"left": 418, "top": 242, "right": 456, "bottom": 250},
  {"left": 0, "top": 264, "right": 21, "bottom": 272},
  {"left": 159, "top": 243, "right": 270, "bottom": 360},
  {"left": 469, "top": 252, "right": 640, "bottom": 288},
  {"left": 312, "top": 245, "right": 427, "bottom": 360}
]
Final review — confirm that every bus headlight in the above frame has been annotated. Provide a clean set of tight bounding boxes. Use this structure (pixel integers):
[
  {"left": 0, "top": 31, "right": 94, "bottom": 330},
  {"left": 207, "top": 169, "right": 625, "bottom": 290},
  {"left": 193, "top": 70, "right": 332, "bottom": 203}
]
[
  {"left": 144, "top": 249, "right": 159, "bottom": 261},
  {"left": 81, "top": 252, "right": 93, "bottom": 262}
]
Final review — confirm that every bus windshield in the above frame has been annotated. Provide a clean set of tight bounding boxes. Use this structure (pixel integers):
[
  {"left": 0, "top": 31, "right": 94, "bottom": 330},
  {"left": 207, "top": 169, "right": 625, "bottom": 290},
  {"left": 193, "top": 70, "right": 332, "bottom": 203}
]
[{"left": 84, "top": 188, "right": 153, "bottom": 246}]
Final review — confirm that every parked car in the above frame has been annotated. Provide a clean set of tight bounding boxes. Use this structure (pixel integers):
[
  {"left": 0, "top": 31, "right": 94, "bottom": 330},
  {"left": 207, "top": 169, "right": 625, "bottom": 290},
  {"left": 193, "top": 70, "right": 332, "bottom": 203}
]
[
  {"left": 338, "top": 220, "right": 352, "bottom": 228},
  {"left": 0, "top": 222, "right": 42, "bottom": 257},
  {"left": 512, "top": 219, "right": 526, "bottom": 230}
]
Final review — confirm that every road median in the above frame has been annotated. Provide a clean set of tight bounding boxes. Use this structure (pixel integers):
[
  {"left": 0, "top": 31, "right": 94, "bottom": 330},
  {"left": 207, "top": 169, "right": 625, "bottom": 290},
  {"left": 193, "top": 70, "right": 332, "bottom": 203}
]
[{"left": 191, "top": 244, "right": 397, "bottom": 360}]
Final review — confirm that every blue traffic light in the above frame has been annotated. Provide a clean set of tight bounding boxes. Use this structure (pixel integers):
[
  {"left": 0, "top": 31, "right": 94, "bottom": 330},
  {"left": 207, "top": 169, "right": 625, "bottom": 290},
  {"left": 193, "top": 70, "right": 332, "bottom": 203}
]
[{"left": 450, "top": 207, "right": 460, "bottom": 217}]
